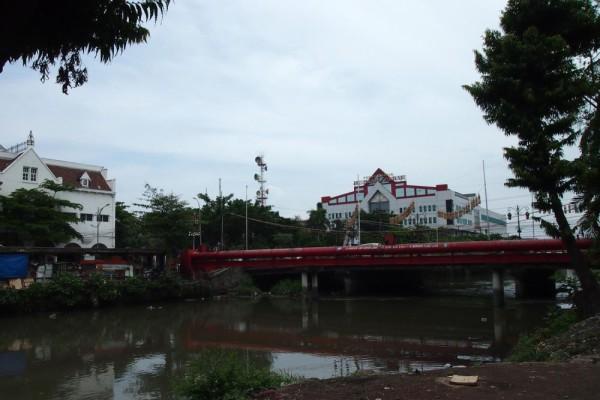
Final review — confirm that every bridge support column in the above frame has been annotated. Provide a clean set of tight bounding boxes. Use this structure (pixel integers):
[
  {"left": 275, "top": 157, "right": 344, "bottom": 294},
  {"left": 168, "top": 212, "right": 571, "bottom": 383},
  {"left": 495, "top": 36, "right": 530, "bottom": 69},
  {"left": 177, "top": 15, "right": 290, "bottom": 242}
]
[
  {"left": 492, "top": 269, "right": 505, "bottom": 307},
  {"left": 343, "top": 273, "right": 356, "bottom": 296},
  {"left": 311, "top": 272, "right": 319, "bottom": 297},
  {"left": 301, "top": 272, "right": 309, "bottom": 295}
]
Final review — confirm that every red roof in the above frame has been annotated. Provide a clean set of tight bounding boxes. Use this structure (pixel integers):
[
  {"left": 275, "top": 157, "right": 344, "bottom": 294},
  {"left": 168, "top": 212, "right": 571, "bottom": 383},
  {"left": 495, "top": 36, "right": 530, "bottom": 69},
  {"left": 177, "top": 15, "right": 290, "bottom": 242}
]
[
  {"left": 0, "top": 158, "right": 15, "bottom": 172},
  {"left": 46, "top": 164, "right": 112, "bottom": 191}
]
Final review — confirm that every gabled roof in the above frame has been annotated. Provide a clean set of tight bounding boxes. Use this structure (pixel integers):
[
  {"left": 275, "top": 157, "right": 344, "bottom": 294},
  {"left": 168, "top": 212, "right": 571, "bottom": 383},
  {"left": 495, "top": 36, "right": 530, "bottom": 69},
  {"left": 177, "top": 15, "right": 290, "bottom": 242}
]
[
  {"left": 366, "top": 168, "right": 394, "bottom": 185},
  {"left": 46, "top": 164, "right": 112, "bottom": 192},
  {"left": 0, "top": 157, "right": 16, "bottom": 172}
]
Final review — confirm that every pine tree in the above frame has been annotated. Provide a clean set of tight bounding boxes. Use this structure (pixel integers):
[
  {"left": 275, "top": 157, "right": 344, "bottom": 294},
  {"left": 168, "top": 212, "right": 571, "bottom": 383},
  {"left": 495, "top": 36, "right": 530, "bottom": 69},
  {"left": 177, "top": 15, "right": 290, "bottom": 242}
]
[{"left": 464, "top": 0, "right": 600, "bottom": 315}]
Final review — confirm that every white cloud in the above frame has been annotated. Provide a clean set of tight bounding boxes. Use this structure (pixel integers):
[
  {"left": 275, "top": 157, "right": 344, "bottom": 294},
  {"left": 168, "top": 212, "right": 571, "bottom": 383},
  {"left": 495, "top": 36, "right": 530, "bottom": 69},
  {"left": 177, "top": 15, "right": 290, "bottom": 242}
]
[{"left": 1, "top": 0, "right": 536, "bottom": 229}]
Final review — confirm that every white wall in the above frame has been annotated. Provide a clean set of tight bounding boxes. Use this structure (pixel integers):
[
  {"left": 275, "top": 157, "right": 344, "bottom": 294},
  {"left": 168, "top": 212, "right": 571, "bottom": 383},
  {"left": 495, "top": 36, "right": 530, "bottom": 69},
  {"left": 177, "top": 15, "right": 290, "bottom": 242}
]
[
  {"left": 0, "top": 148, "right": 116, "bottom": 248},
  {"left": 59, "top": 189, "right": 116, "bottom": 248}
]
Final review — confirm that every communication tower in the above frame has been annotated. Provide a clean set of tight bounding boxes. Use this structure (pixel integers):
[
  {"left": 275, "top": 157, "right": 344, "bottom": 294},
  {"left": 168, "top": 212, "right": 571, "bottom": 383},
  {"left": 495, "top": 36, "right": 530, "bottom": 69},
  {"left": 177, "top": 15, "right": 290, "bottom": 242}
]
[{"left": 254, "top": 155, "right": 269, "bottom": 206}]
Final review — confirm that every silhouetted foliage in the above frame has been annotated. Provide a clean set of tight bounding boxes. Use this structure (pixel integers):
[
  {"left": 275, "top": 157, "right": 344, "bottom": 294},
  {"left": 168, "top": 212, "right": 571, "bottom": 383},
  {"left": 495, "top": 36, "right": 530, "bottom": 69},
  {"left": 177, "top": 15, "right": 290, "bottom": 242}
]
[
  {"left": 464, "top": 0, "right": 600, "bottom": 315},
  {"left": 0, "top": 184, "right": 82, "bottom": 246},
  {"left": 1, "top": 1, "right": 171, "bottom": 93},
  {"left": 136, "top": 184, "right": 194, "bottom": 254},
  {"left": 115, "top": 201, "right": 143, "bottom": 248}
]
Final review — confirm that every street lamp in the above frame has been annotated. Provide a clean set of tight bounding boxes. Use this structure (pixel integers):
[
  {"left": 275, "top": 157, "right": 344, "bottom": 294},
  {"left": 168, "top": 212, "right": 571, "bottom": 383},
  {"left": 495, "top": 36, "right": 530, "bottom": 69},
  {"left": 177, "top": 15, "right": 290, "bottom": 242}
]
[{"left": 96, "top": 203, "right": 110, "bottom": 247}]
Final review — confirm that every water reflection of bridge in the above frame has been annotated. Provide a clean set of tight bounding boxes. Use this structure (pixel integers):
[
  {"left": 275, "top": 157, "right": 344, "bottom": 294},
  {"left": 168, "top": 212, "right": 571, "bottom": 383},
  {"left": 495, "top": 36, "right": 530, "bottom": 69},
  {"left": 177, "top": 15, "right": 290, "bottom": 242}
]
[{"left": 183, "top": 323, "right": 491, "bottom": 363}]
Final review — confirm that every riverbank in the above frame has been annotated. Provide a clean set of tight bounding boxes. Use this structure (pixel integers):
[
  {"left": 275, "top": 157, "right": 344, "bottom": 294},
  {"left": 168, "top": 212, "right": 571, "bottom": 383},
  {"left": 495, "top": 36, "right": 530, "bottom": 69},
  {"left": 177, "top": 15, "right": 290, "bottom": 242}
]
[
  {"left": 0, "top": 273, "right": 210, "bottom": 314},
  {"left": 257, "top": 362, "right": 600, "bottom": 400},
  {"left": 256, "top": 312, "right": 600, "bottom": 400}
]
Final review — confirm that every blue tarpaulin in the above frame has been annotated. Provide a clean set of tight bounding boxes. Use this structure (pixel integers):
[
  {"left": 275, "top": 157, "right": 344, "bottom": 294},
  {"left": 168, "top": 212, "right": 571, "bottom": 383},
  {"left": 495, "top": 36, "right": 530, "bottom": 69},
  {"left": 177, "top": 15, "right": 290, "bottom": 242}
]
[{"left": 0, "top": 254, "right": 29, "bottom": 279}]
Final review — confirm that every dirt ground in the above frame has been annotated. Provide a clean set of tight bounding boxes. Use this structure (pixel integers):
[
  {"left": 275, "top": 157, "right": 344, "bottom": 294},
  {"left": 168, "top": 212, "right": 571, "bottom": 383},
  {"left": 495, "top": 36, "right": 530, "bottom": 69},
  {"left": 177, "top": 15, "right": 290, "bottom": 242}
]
[{"left": 256, "top": 362, "right": 600, "bottom": 400}]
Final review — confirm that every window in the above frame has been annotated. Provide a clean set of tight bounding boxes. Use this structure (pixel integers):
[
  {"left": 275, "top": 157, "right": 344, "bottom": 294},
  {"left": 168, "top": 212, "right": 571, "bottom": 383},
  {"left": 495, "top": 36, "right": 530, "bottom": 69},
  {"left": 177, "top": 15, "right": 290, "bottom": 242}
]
[
  {"left": 98, "top": 214, "right": 109, "bottom": 222},
  {"left": 433, "top": 205, "right": 437, "bottom": 211},
  {"left": 368, "top": 191, "right": 389, "bottom": 213},
  {"left": 427, "top": 205, "right": 432, "bottom": 212},
  {"left": 80, "top": 213, "right": 94, "bottom": 222},
  {"left": 428, "top": 217, "right": 432, "bottom": 224},
  {"left": 22, "top": 166, "right": 29, "bottom": 181},
  {"left": 419, "top": 206, "right": 423, "bottom": 212},
  {"left": 433, "top": 217, "right": 437, "bottom": 223},
  {"left": 30, "top": 167, "right": 38, "bottom": 182},
  {"left": 81, "top": 178, "right": 90, "bottom": 187}
]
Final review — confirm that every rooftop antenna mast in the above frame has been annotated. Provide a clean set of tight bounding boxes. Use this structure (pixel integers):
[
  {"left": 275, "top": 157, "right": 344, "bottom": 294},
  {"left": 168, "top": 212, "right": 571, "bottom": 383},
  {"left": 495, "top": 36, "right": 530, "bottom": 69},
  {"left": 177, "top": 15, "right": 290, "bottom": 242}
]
[{"left": 254, "top": 155, "right": 269, "bottom": 207}]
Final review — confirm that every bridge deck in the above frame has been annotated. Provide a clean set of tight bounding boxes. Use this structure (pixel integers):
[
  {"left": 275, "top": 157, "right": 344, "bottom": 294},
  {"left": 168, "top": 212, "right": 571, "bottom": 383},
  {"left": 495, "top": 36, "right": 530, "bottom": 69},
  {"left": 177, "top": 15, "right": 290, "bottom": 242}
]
[{"left": 182, "top": 239, "right": 592, "bottom": 273}]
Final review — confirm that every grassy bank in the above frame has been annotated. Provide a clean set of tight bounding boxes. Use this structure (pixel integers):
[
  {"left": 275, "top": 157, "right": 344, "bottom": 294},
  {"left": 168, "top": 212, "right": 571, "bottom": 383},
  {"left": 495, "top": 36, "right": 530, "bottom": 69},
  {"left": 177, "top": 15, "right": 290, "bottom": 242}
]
[
  {"left": 508, "top": 309, "right": 579, "bottom": 361},
  {"left": 176, "top": 349, "right": 298, "bottom": 400},
  {"left": 0, "top": 273, "right": 209, "bottom": 314}
]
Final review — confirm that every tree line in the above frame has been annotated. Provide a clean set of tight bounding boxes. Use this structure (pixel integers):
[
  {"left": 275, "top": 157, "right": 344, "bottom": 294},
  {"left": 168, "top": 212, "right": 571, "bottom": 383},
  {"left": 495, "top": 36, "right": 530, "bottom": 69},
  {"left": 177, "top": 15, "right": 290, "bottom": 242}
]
[{"left": 1, "top": 181, "right": 498, "bottom": 251}]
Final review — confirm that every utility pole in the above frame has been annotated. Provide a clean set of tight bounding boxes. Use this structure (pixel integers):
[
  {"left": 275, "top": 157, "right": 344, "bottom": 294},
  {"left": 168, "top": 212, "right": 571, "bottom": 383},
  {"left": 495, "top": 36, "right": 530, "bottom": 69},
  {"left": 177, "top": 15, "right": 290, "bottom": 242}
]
[
  {"left": 356, "top": 174, "right": 361, "bottom": 245},
  {"left": 245, "top": 184, "right": 249, "bottom": 250},
  {"left": 219, "top": 178, "right": 224, "bottom": 250},
  {"left": 483, "top": 160, "right": 490, "bottom": 238},
  {"left": 194, "top": 197, "right": 202, "bottom": 248},
  {"left": 531, "top": 193, "right": 535, "bottom": 239},
  {"left": 507, "top": 205, "right": 530, "bottom": 239},
  {"left": 96, "top": 203, "right": 110, "bottom": 247}
]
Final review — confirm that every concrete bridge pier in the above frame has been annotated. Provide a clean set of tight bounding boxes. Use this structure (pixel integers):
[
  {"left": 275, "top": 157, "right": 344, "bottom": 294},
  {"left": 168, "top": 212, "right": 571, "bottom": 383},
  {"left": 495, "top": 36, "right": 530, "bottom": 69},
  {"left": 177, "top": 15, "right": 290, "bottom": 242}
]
[
  {"left": 301, "top": 272, "right": 308, "bottom": 293},
  {"left": 492, "top": 268, "right": 505, "bottom": 308},
  {"left": 301, "top": 271, "right": 319, "bottom": 297},
  {"left": 343, "top": 272, "right": 357, "bottom": 296},
  {"left": 311, "top": 272, "right": 319, "bottom": 297}
]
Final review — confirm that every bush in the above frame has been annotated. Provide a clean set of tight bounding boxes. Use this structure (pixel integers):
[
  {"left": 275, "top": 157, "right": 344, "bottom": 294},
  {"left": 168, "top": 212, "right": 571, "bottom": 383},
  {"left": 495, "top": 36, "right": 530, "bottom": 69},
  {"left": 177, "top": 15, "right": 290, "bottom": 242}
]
[
  {"left": 176, "top": 349, "right": 297, "bottom": 400},
  {"left": 270, "top": 279, "right": 302, "bottom": 297},
  {"left": 0, "top": 272, "right": 209, "bottom": 314},
  {"left": 232, "top": 275, "right": 261, "bottom": 297},
  {"left": 508, "top": 308, "right": 579, "bottom": 362}
]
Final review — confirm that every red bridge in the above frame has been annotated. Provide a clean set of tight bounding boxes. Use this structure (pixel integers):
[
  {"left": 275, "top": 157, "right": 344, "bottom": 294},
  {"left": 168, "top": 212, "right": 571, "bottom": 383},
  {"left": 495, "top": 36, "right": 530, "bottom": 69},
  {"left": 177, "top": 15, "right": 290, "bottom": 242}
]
[{"left": 181, "top": 239, "right": 591, "bottom": 274}]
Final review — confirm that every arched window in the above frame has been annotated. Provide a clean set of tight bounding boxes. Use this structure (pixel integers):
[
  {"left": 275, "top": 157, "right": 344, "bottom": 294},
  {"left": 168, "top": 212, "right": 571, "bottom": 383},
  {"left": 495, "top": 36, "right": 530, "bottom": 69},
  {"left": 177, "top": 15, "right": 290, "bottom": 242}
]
[{"left": 369, "top": 191, "right": 389, "bottom": 213}]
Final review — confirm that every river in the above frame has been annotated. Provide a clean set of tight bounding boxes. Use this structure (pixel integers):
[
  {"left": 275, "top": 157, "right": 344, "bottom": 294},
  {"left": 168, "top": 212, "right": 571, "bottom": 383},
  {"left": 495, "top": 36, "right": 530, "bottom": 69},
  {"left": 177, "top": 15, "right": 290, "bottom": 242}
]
[{"left": 0, "top": 290, "right": 555, "bottom": 399}]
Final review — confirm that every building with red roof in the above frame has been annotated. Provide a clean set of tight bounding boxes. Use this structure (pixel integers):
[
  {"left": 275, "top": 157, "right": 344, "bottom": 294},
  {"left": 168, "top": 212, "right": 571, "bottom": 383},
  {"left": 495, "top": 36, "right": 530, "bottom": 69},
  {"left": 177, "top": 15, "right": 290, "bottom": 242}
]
[
  {"left": 321, "top": 168, "right": 506, "bottom": 239},
  {"left": 0, "top": 132, "right": 116, "bottom": 248}
]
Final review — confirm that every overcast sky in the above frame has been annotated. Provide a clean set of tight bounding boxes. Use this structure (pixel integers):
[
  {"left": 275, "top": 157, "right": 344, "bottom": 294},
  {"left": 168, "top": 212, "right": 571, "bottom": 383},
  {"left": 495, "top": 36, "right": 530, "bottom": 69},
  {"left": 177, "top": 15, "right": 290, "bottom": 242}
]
[{"left": 2, "top": 0, "right": 569, "bottom": 235}]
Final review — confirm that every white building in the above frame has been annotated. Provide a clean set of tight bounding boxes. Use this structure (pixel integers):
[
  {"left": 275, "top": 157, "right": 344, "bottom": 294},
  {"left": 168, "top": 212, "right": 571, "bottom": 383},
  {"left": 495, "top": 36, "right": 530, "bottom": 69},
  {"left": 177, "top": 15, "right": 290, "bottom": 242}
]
[
  {"left": 0, "top": 133, "right": 116, "bottom": 248},
  {"left": 321, "top": 168, "right": 507, "bottom": 236}
]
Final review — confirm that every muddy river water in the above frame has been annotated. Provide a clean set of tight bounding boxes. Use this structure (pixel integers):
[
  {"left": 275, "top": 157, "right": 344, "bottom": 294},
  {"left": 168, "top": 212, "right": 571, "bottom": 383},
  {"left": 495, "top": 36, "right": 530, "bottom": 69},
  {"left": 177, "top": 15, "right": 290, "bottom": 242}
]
[{"left": 0, "top": 292, "right": 554, "bottom": 399}]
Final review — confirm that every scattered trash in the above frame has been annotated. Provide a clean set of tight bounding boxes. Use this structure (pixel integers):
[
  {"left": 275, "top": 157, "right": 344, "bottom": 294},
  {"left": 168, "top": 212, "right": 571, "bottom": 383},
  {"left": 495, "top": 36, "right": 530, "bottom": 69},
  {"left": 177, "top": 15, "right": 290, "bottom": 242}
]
[{"left": 449, "top": 375, "right": 479, "bottom": 386}]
